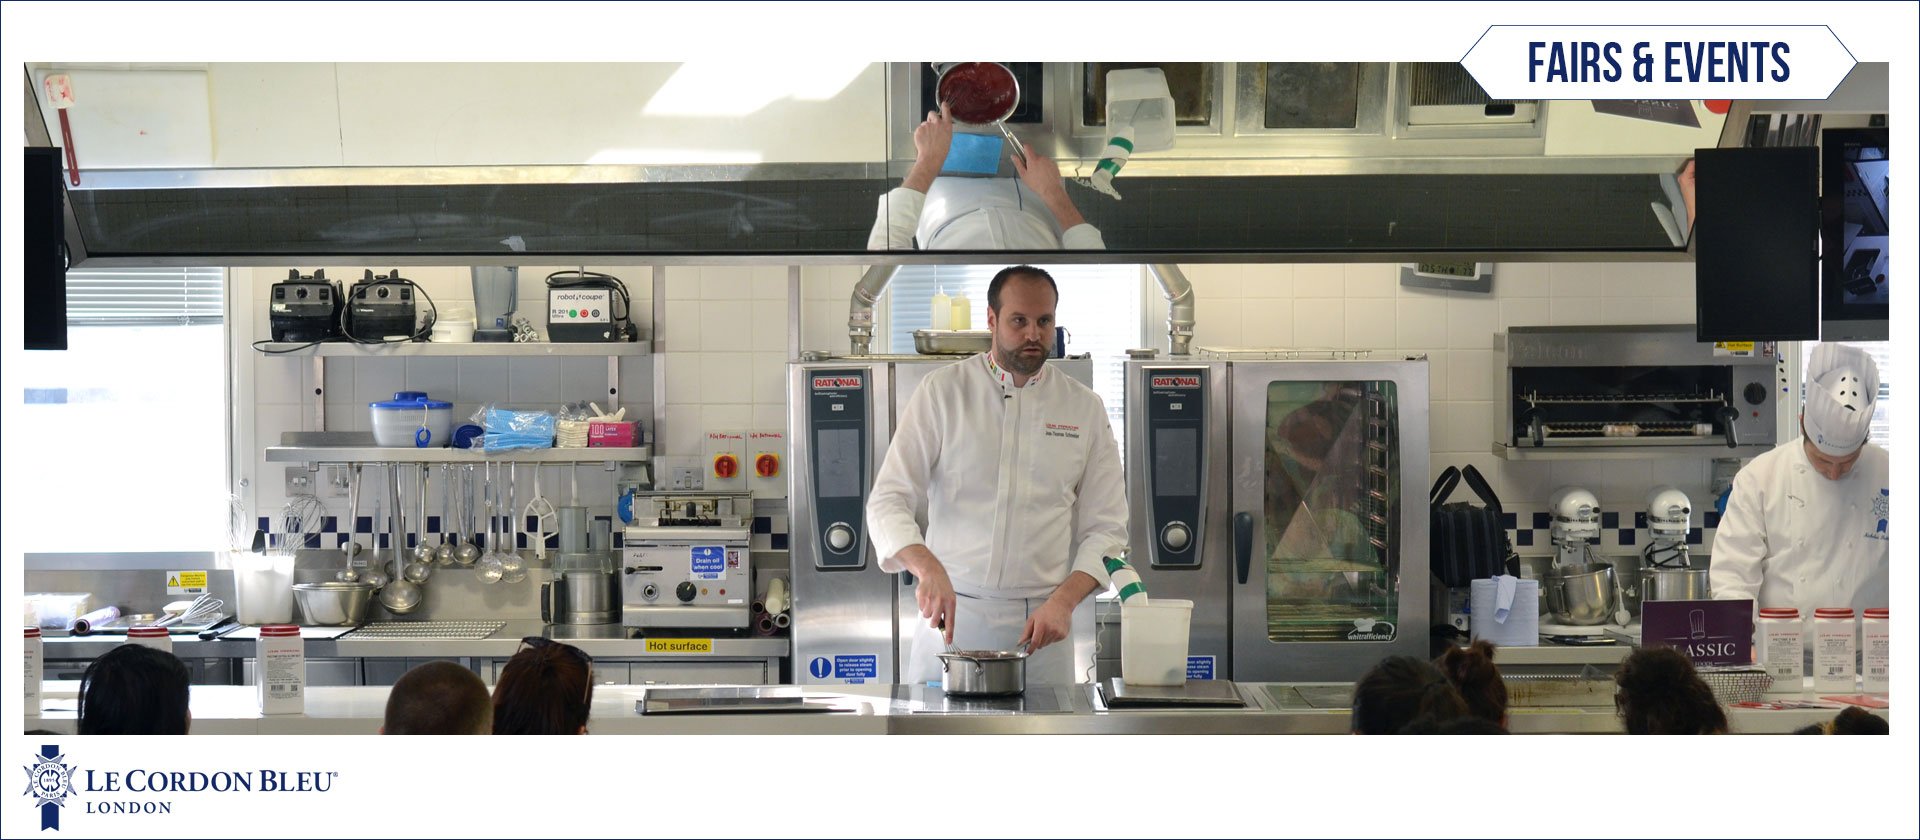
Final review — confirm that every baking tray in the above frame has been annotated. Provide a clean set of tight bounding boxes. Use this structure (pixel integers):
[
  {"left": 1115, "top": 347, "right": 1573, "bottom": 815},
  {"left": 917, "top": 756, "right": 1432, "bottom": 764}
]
[
  {"left": 912, "top": 329, "right": 991, "bottom": 355},
  {"left": 1101, "top": 678, "right": 1247, "bottom": 708}
]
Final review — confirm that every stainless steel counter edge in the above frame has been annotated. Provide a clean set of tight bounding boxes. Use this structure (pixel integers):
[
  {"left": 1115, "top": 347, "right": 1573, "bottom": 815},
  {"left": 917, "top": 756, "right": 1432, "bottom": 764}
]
[
  {"left": 26, "top": 682, "right": 1856, "bottom": 736},
  {"left": 40, "top": 622, "right": 787, "bottom": 660}
]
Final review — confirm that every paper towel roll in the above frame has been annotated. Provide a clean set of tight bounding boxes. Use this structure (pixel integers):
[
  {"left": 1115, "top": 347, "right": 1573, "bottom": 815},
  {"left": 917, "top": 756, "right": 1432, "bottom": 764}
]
[{"left": 1470, "top": 577, "right": 1540, "bottom": 647}]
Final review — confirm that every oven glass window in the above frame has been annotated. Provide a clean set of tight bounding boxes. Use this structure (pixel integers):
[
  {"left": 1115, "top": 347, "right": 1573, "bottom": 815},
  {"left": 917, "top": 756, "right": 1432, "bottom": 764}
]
[{"left": 1264, "top": 380, "right": 1400, "bottom": 643}]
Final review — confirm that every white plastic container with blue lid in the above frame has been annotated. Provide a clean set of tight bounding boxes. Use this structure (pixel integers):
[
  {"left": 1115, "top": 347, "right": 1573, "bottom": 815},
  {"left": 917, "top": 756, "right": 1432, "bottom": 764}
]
[{"left": 370, "top": 391, "right": 453, "bottom": 447}]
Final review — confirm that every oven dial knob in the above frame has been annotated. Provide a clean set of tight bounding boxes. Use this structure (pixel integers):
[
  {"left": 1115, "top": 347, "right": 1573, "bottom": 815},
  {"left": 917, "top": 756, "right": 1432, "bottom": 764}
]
[
  {"left": 1162, "top": 522, "right": 1192, "bottom": 551},
  {"left": 675, "top": 581, "right": 697, "bottom": 603},
  {"left": 1744, "top": 382, "right": 1768, "bottom": 405},
  {"left": 826, "top": 523, "right": 855, "bottom": 552}
]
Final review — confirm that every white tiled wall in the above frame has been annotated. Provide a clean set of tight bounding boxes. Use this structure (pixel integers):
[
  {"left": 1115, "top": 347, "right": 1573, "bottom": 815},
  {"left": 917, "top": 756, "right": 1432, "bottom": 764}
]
[
  {"left": 1177, "top": 260, "right": 1716, "bottom": 529},
  {"left": 237, "top": 257, "right": 1717, "bottom": 539},
  {"left": 239, "top": 265, "right": 655, "bottom": 519}
]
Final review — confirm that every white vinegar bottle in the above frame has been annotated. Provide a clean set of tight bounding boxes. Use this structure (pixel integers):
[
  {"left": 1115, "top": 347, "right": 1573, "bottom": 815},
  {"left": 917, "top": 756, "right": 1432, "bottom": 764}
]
[{"left": 950, "top": 290, "right": 972, "bottom": 331}]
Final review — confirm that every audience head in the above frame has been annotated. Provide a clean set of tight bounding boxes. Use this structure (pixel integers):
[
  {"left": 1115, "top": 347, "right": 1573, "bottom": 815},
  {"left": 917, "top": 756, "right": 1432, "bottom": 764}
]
[
  {"left": 1613, "top": 647, "right": 1728, "bottom": 735},
  {"left": 383, "top": 661, "right": 492, "bottom": 735},
  {"left": 1399, "top": 716, "right": 1510, "bottom": 735},
  {"left": 79, "top": 644, "right": 192, "bottom": 735},
  {"left": 1351, "top": 655, "right": 1470, "bottom": 735},
  {"left": 492, "top": 637, "right": 595, "bottom": 735},
  {"left": 1828, "top": 706, "right": 1890, "bottom": 735},
  {"left": 1436, "top": 640, "right": 1509, "bottom": 728}
]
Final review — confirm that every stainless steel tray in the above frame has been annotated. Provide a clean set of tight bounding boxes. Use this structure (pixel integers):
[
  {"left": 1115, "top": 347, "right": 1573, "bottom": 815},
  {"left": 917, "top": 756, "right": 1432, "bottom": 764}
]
[{"left": 912, "top": 329, "right": 991, "bottom": 355}]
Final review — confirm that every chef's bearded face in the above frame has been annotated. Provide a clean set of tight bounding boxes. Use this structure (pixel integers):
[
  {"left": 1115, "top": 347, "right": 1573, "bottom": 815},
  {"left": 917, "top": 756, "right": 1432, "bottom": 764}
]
[{"left": 987, "top": 270, "right": 1057, "bottom": 378}]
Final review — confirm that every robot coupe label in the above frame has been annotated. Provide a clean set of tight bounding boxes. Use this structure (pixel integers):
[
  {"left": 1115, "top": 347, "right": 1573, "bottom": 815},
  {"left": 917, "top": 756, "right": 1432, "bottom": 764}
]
[
  {"left": 808, "top": 654, "right": 878, "bottom": 683},
  {"left": 690, "top": 546, "right": 726, "bottom": 580}
]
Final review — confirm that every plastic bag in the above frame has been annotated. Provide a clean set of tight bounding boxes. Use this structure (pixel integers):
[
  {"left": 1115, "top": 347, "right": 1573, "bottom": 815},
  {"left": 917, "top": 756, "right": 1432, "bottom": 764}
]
[{"left": 481, "top": 406, "right": 556, "bottom": 453}]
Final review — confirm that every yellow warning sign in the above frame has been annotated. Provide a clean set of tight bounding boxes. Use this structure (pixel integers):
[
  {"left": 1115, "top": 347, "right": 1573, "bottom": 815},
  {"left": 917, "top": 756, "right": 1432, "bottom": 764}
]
[
  {"left": 642, "top": 638, "right": 713, "bottom": 655},
  {"left": 167, "top": 570, "right": 208, "bottom": 595},
  {"left": 1713, "top": 341, "right": 1756, "bottom": 357}
]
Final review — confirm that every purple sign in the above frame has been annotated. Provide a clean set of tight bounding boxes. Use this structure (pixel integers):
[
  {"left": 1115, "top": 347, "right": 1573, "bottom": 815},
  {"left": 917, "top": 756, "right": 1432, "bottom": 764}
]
[{"left": 1641, "top": 599, "right": 1754, "bottom": 666}]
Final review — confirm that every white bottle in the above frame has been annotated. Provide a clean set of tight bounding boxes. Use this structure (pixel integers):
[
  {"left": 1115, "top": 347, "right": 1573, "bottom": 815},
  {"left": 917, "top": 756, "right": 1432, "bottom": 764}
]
[
  {"left": 126, "top": 625, "right": 173, "bottom": 655},
  {"left": 24, "top": 627, "right": 43, "bottom": 719},
  {"left": 257, "top": 624, "right": 306, "bottom": 715},
  {"left": 1861, "top": 607, "right": 1889, "bottom": 694},
  {"left": 930, "top": 285, "right": 952, "bottom": 330},
  {"left": 1756, "top": 607, "right": 1803, "bottom": 686},
  {"left": 950, "top": 291, "right": 972, "bottom": 331},
  {"left": 1811, "top": 607, "right": 1857, "bottom": 693}
]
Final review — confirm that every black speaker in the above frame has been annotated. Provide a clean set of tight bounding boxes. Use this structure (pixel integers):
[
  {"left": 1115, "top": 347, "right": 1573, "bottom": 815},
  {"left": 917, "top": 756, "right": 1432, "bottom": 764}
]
[
  {"left": 24, "top": 147, "right": 68, "bottom": 351},
  {"left": 1694, "top": 146, "right": 1820, "bottom": 342}
]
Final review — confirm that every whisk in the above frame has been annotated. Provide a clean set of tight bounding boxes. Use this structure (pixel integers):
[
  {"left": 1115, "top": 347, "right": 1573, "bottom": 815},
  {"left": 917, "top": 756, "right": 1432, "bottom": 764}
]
[
  {"left": 155, "top": 592, "right": 225, "bottom": 628},
  {"left": 275, "top": 494, "right": 328, "bottom": 555}
]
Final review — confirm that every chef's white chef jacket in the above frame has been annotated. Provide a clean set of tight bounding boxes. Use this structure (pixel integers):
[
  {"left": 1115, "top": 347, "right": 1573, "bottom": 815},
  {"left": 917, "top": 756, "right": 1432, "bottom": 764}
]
[
  {"left": 1709, "top": 437, "right": 1890, "bottom": 612},
  {"left": 868, "top": 179, "right": 1106, "bottom": 251},
  {"left": 866, "top": 353, "right": 1129, "bottom": 600}
]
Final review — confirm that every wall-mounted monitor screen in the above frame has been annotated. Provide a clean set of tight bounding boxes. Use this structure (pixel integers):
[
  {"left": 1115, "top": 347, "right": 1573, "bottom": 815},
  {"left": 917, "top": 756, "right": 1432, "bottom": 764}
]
[
  {"left": 1820, "top": 127, "right": 1889, "bottom": 341},
  {"left": 1694, "top": 146, "right": 1820, "bottom": 342}
]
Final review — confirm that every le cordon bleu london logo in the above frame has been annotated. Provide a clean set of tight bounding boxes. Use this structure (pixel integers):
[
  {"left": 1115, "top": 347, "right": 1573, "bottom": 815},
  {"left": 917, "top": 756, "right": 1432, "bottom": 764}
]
[
  {"left": 24, "top": 745, "right": 77, "bottom": 830},
  {"left": 21, "top": 745, "right": 343, "bottom": 829}
]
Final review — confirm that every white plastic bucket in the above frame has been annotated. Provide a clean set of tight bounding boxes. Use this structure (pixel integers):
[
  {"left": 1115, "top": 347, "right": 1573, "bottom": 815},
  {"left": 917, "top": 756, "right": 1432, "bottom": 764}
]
[
  {"left": 1121, "top": 598, "right": 1193, "bottom": 686},
  {"left": 233, "top": 552, "right": 296, "bottom": 625}
]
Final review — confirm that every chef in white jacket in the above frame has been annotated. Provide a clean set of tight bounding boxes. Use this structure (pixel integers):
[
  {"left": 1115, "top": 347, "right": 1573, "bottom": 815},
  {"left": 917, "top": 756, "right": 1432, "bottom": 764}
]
[
  {"left": 868, "top": 104, "right": 1105, "bottom": 252},
  {"left": 866, "top": 265, "right": 1129, "bottom": 685},
  {"left": 1710, "top": 344, "right": 1889, "bottom": 612}
]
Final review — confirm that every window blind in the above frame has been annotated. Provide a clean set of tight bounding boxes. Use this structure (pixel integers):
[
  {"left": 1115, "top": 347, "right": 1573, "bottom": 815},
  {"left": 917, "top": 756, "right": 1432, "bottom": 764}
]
[{"left": 65, "top": 267, "right": 224, "bottom": 327}]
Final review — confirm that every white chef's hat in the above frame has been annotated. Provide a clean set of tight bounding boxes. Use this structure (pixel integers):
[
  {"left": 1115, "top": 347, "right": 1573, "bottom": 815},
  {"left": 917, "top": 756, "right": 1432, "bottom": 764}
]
[{"left": 1803, "top": 343, "right": 1880, "bottom": 456}]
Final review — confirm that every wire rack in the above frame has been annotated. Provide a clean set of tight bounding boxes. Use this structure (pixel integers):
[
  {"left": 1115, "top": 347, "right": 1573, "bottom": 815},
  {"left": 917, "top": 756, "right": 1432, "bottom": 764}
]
[{"left": 346, "top": 620, "right": 505, "bottom": 640}]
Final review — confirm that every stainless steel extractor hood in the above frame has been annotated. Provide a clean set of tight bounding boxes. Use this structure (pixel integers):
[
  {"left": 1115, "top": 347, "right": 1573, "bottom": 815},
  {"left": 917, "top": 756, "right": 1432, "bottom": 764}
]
[{"left": 27, "top": 61, "right": 1762, "bottom": 266}]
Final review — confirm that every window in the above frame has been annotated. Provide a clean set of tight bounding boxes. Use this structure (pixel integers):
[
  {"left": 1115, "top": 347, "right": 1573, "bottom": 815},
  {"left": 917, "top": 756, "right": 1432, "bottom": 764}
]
[
  {"left": 1797, "top": 340, "right": 1892, "bottom": 448},
  {"left": 16, "top": 268, "right": 227, "bottom": 553},
  {"left": 884, "top": 264, "right": 1143, "bottom": 449}
]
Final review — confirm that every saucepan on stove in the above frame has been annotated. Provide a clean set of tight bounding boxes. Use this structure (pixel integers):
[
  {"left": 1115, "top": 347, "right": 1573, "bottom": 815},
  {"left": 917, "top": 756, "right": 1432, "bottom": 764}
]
[{"left": 937, "top": 648, "right": 1028, "bottom": 697}]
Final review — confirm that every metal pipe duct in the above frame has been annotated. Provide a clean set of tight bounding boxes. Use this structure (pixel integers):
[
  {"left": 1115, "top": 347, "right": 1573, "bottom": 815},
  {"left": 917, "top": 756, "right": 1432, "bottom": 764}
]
[
  {"left": 848, "top": 264, "right": 900, "bottom": 356},
  {"left": 1147, "top": 264, "right": 1195, "bottom": 356}
]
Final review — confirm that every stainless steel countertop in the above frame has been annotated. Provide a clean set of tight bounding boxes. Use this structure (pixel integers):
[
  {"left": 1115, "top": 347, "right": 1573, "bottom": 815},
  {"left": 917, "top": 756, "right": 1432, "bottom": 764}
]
[
  {"left": 25, "top": 680, "right": 1852, "bottom": 736},
  {"left": 40, "top": 620, "right": 786, "bottom": 660}
]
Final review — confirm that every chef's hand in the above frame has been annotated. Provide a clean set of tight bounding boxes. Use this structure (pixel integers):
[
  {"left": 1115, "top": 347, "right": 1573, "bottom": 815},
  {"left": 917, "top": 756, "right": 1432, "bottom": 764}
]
[
  {"left": 1019, "top": 598, "right": 1072, "bottom": 653},
  {"left": 903, "top": 104, "right": 955, "bottom": 194},
  {"left": 1011, "top": 144, "right": 1087, "bottom": 231},
  {"left": 899, "top": 545, "right": 956, "bottom": 645}
]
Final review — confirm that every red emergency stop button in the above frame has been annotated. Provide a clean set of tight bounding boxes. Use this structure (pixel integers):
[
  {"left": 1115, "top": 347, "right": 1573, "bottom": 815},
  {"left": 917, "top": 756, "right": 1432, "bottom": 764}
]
[
  {"left": 713, "top": 453, "right": 739, "bottom": 479},
  {"left": 755, "top": 453, "right": 780, "bottom": 478}
]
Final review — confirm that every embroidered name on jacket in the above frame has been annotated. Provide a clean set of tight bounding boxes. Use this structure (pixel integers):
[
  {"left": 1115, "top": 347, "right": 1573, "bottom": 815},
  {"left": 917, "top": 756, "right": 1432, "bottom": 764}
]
[{"left": 1044, "top": 423, "right": 1081, "bottom": 439}]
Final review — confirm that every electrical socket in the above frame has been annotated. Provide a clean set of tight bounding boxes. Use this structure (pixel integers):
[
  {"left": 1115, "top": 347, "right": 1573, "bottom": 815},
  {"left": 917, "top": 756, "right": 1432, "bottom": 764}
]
[
  {"left": 284, "top": 466, "right": 318, "bottom": 498},
  {"left": 320, "top": 465, "right": 351, "bottom": 499},
  {"left": 654, "top": 456, "right": 704, "bottom": 491}
]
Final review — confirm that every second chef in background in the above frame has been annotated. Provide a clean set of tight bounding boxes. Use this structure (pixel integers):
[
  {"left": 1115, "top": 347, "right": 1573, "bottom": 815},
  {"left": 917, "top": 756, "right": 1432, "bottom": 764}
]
[{"left": 866, "top": 265, "right": 1130, "bottom": 684}]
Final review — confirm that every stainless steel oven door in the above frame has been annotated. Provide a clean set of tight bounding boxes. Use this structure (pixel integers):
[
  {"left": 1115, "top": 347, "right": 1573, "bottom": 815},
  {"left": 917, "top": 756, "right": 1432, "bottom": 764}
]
[{"left": 1228, "top": 359, "right": 1430, "bottom": 681}]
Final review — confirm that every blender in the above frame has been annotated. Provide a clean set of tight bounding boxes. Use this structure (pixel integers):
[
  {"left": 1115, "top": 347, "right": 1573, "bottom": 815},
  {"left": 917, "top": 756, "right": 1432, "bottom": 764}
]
[{"left": 471, "top": 266, "right": 518, "bottom": 343}]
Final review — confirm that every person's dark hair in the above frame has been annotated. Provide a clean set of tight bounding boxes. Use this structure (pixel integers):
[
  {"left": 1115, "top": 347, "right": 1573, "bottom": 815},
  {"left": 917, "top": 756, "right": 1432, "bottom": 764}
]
[
  {"left": 1436, "top": 640, "right": 1508, "bottom": 725},
  {"left": 1351, "top": 655, "right": 1470, "bottom": 735},
  {"left": 987, "top": 265, "right": 1058, "bottom": 312},
  {"left": 1613, "top": 647, "right": 1728, "bottom": 735},
  {"left": 79, "top": 644, "right": 191, "bottom": 735},
  {"left": 1399, "top": 716, "right": 1510, "bottom": 735},
  {"left": 1829, "top": 706, "right": 1889, "bottom": 735},
  {"left": 384, "top": 661, "right": 491, "bottom": 735},
  {"left": 492, "top": 638, "right": 594, "bottom": 735}
]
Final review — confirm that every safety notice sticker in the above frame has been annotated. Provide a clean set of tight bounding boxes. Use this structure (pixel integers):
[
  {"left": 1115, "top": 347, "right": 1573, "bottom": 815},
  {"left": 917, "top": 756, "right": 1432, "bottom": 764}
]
[{"left": 690, "top": 545, "right": 725, "bottom": 580}]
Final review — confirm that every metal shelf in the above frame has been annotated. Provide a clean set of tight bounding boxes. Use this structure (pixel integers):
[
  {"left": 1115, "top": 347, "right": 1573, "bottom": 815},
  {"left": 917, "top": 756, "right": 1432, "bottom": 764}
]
[
  {"left": 267, "top": 433, "right": 648, "bottom": 464},
  {"left": 255, "top": 341, "right": 649, "bottom": 357},
  {"left": 1492, "top": 443, "right": 1773, "bottom": 462}
]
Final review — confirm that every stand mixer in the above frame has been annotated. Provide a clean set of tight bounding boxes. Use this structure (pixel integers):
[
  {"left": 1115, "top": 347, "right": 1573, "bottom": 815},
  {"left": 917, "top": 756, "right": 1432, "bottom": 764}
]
[
  {"left": 1542, "top": 486, "right": 1625, "bottom": 628},
  {"left": 1637, "top": 485, "right": 1709, "bottom": 605}
]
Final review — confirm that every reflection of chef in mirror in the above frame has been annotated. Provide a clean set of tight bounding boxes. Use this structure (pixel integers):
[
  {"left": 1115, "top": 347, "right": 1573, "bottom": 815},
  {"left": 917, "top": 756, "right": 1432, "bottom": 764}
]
[
  {"left": 869, "top": 103, "right": 1105, "bottom": 251},
  {"left": 1264, "top": 388, "right": 1379, "bottom": 603},
  {"left": 1653, "top": 158, "right": 1697, "bottom": 247}
]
